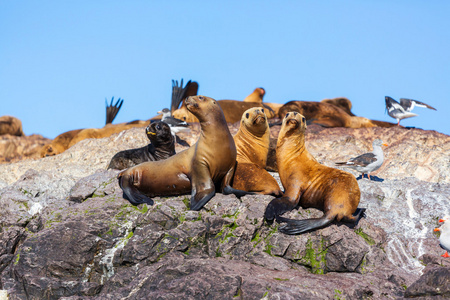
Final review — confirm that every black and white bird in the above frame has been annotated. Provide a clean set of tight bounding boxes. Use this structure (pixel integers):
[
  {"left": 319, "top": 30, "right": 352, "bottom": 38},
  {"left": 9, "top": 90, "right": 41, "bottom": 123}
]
[
  {"left": 335, "top": 139, "right": 388, "bottom": 180},
  {"left": 434, "top": 216, "right": 450, "bottom": 258},
  {"left": 157, "top": 108, "right": 190, "bottom": 136},
  {"left": 385, "top": 96, "right": 437, "bottom": 125}
]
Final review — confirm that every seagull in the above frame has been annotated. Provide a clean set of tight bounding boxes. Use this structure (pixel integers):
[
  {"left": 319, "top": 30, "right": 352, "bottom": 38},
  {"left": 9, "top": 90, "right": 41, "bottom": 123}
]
[
  {"left": 385, "top": 96, "right": 437, "bottom": 125},
  {"left": 335, "top": 139, "right": 388, "bottom": 180},
  {"left": 157, "top": 108, "right": 190, "bottom": 136},
  {"left": 434, "top": 216, "right": 450, "bottom": 258}
]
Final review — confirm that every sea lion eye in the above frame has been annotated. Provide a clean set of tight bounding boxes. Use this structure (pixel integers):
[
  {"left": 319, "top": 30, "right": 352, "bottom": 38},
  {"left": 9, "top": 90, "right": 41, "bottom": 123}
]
[
  {"left": 302, "top": 117, "right": 306, "bottom": 123},
  {"left": 246, "top": 113, "right": 249, "bottom": 118},
  {"left": 199, "top": 96, "right": 204, "bottom": 100},
  {"left": 156, "top": 125, "right": 161, "bottom": 130},
  {"left": 285, "top": 113, "right": 289, "bottom": 119},
  {"left": 262, "top": 109, "right": 264, "bottom": 113},
  {"left": 183, "top": 117, "right": 186, "bottom": 120}
]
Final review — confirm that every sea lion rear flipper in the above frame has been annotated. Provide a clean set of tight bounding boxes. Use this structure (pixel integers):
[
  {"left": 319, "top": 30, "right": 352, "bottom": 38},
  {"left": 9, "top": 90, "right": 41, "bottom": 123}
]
[
  {"left": 221, "top": 164, "right": 255, "bottom": 198},
  {"left": 118, "top": 174, "right": 153, "bottom": 206},
  {"left": 222, "top": 185, "right": 254, "bottom": 198},
  {"left": 277, "top": 215, "right": 334, "bottom": 235},
  {"left": 105, "top": 97, "right": 124, "bottom": 125}
]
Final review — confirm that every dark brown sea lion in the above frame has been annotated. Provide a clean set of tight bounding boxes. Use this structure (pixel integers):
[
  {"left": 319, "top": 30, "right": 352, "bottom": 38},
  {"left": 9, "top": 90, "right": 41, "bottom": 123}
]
[
  {"left": 232, "top": 108, "right": 282, "bottom": 196},
  {"left": 278, "top": 101, "right": 376, "bottom": 128},
  {"left": 118, "top": 95, "right": 252, "bottom": 210},
  {"left": 107, "top": 121, "right": 175, "bottom": 170},
  {"left": 321, "top": 97, "right": 355, "bottom": 116},
  {"left": 40, "top": 129, "right": 84, "bottom": 157},
  {"left": 0, "top": 116, "right": 24, "bottom": 136},
  {"left": 264, "top": 112, "right": 365, "bottom": 234}
]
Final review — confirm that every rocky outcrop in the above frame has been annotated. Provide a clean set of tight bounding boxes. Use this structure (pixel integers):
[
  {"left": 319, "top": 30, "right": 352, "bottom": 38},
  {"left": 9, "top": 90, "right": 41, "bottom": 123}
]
[{"left": 0, "top": 124, "right": 448, "bottom": 299}]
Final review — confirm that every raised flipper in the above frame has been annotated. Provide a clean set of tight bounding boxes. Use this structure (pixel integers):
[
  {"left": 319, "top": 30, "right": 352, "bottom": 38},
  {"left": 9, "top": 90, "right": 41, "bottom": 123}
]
[
  {"left": 106, "top": 97, "right": 124, "bottom": 125},
  {"left": 277, "top": 214, "right": 334, "bottom": 235},
  {"left": 171, "top": 79, "right": 193, "bottom": 113},
  {"left": 118, "top": 173, "right": 153, "bottom": 206}
]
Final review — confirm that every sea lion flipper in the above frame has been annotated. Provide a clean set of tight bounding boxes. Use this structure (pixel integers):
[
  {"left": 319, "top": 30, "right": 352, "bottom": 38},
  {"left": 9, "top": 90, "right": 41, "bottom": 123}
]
[
  {"left": 264, "top": 196, "right": 298, "bottom": 221},
  {"left": 277, "top": 215, "right": 334, "bottom": 235},
  {"left": 190, "top": 164, "right": 216, "bottom": 211},
  {"left": 222, "top": 185, "right": 255, "bottom": 198},
  {"left": 118, "top": 174, "right": 154, "bottom": 206}
]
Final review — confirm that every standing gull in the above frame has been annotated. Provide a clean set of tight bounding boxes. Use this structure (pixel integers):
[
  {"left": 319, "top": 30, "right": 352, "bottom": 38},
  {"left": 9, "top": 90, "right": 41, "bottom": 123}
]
[
  {"left": 157, "top": 108, "right": 190, "bottom": 136},
  {"left": 434, "top": 216, "right": 450, "bottom": 258},
  {"left": 385, "top": 96, "right": 437, "bottom": 125},
  {"left": 335, "top": 139, "right": 388, "bottom": 180}
]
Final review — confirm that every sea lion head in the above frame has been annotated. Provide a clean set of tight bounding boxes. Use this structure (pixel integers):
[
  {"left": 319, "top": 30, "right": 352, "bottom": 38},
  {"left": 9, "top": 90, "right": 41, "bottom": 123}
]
[
  {"left": 280, "top": 112, "right": 307, "bottom": 137},
  {"left": 185, "top": 95, "right": 221, "bottom": 122},
  {"left": 241, "top": 107, "right": 268, "bottom": 136},
  {"left": 146, "top": 121, "right": 172, "bottom": 143},
  {"left": 40, "top": 144, "right": 63, "bottom": 157}
]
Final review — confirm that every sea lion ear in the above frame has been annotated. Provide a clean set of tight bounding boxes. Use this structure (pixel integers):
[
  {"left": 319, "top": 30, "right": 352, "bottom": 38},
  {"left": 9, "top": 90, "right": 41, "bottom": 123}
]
[{"left": 246, "top": 113, "right": 249, "bottom": 119}]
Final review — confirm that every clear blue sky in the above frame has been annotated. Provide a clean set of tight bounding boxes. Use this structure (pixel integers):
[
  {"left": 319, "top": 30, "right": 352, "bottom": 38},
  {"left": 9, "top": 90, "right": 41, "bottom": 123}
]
[{"left": 1, "top": 1, "right": 449, "bottom": 139}]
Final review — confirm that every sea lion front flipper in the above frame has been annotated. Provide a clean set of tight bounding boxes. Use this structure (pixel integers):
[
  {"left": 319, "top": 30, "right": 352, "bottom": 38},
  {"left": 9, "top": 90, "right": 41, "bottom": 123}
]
[
  {"left": 118, "top": 173, "right": 154, "bottom": 206},
  {"left": 190, "top": 163, "right": 216, "bottom": 211},
  {"left": 264, "top": 196, "right": 297, "bottom": 221},
  {"left": 277, "top": 215, "right": 334, "bottom": 235}
]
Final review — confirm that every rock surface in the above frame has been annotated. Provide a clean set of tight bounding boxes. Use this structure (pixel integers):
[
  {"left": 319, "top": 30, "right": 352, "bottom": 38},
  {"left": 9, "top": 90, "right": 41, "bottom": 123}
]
[{"left": 0, "top": 124, "right": 449, "bottom": 299}]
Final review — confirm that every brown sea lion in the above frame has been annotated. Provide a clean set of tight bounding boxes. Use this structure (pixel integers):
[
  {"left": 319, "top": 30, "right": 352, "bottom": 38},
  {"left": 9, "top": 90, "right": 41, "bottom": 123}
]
[
  {"left": 278, "top": 101, "right": 376, "bottom": 128},
  {"left": 107, "top": 122, "right": 175, "bottom": 170},
  {"left": 0, "top": 116, "right": 24, "bottom": 136},
  {"left": 40, "top": 129, "right": 84, "bottom": 157},
  {"left": 321, "top": 97, "right": 355, "bottom": 116},
  {"left": 243, "top": 87, "right": 266, "bottom": 103},
  {"left": 264, "top": 112, "right": 365, "bottom": 234},
  {"left": 118, "top": 95, "right": 253, "bottom": 210},
  {"left": 232, "top": 108, "right": 282, "bottom": 196},
  {"left": 173, "top": 99, "right": 276, "bottom": 124},
  {"left": 68, "top": 123, "right": 148, "bottom": 148}
]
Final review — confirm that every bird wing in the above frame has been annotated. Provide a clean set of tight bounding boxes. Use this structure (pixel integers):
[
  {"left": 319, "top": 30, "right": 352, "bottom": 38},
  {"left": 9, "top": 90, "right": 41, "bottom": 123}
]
[
  {"left": 105, "top": 97, "right": 124, "bottom": 125},
  {"left": 348, "top": 153, "right": 377, "bottom": 167},
  {"left": 385, "top": 96, "right": 404, "bottom": 114},
  {"left": 399, "top": 98, "right": 437, "bottom": 111}
]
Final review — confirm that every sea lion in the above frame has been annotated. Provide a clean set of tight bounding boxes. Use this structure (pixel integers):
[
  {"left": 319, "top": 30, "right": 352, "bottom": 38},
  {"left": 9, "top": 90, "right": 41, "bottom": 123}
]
[
  {"left": 232, "top": 108, "right": 282, "bottom": 196},
  {"left": 243, "top": 87, "right": 266, "bottom": 103},
  {"left": 321, "top": 97, "right": 355, "bottom": 116},
  {"left": 68, "top": 123, "right": 148, "bottom": 148},
  {"left": 107, "top": 121, "right": 175, "bottom": 170},
  {"left": 264, "top": 112, "right": 365, "bottom": 235},
  {"left": 0, "top": 116, "right": 24, "bottom": 136},
  {"left": 40, "top": 129, "right": 84, "bottom": 157},
  {"left": 118, "top": 95, "right": 252, "bottom": 210},
  {"left": 173, "top": 99, "right": 276, "bottom": 124},
  {"left": 278, "top": 101, "right": 376, "bottom": 128}
]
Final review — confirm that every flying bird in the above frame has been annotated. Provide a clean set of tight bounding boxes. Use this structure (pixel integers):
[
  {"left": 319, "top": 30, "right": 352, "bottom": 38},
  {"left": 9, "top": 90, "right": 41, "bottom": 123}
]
[
  {"left": 434, "top": 216, "right": 450, "bottom": 258},
  {"left": 385, "top": 96, "right": 436, "bottom": 125},
  {"left": 335, "top": 139, "right": 388, "bottom": 180}
]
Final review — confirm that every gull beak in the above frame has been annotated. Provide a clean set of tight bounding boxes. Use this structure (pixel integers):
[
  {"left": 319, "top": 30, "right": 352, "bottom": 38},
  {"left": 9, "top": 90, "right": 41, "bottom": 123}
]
[
  {"left": 439, "top": 219, "right": 445, "bottom": 223},
  {"left": 382, "top": 143, "right": 388, "bottom": 147},
  {"left": 434, "top": 228, "right": 440, "bottom": 232}
]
